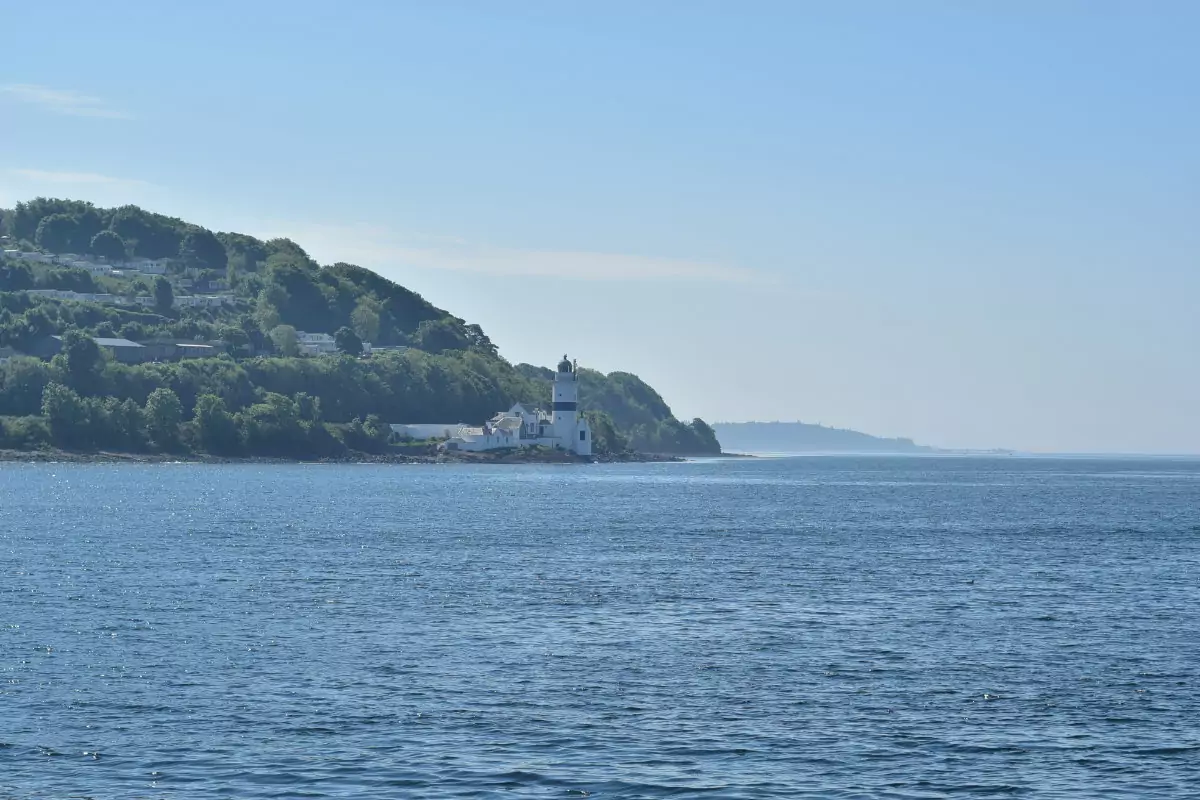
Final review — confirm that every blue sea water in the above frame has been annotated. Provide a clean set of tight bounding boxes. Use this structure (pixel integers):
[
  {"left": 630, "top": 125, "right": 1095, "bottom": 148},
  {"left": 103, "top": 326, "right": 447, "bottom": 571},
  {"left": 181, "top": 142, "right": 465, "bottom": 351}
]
[{"left": 1, "top": 456, "right": 1199, "bottom": 799}]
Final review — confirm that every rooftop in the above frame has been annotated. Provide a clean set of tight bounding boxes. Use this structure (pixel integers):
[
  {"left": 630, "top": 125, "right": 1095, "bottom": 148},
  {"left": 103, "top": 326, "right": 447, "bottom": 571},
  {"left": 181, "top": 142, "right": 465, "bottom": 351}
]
[{"left": 52, "top": 335, "right": 144, "bottom": 349}]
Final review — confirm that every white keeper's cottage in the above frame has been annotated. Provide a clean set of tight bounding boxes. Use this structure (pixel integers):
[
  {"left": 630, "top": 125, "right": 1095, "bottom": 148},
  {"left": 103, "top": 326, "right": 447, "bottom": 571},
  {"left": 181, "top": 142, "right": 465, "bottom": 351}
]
[{"left": 435, "top": 355, "right": 592, "bottom": 456}]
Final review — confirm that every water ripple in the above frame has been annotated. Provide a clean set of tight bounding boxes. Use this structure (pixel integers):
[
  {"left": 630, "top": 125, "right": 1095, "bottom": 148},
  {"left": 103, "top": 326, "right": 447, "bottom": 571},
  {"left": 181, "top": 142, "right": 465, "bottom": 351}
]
[{"left": 1, "top": 457, "right": 1199, "bottom": 797}]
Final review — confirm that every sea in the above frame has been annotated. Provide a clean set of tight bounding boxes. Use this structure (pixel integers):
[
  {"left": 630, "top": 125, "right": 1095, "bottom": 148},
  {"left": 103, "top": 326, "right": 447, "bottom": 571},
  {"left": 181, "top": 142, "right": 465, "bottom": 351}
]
[{"left": 2, "top": 456, "right": 1199, "bottom": 799}]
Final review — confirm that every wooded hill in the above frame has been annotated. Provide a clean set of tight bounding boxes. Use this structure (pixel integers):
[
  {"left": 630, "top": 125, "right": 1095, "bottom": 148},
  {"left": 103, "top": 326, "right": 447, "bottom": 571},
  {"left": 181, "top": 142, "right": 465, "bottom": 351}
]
[{"left": 0, "top": 198, "right": 721, "bottom": 458}]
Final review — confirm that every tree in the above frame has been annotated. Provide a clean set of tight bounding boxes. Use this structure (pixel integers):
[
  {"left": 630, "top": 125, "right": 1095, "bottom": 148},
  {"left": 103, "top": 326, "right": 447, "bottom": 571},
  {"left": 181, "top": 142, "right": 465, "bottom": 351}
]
[
  {"left": 110, "top": 205, "right": 184, "bottom": 259},
  {"left": 270, "top": 324, "right": 300, "bottom": 357},
  {"left": 295, "top": 392, "right": 322, "bottom": 422},
  {"left": 193, "top": 393, "right": 239, "bottom": 454},
  {"left": 107, "top": 398, "right": 146, "bottom": 450},
  {"left": 145, "top": 387, "right": 183, "bottom": 449},
  {"left": 350, "top": 298, "right": 381, "bottom": 343},
  {"left": 582, "top": 410, "right": 627, "bottom": 455},
  {"left": 463, "top": 323, "right": 498, "bottom": 356},
  {"left": 218, "top": 232, "right": 269, "bottom": 275},
  {"left": 154, "top": 276, "right": 174, "bottom": 314},
  {"left": 255, "top": 285, "right": 286, "bottom": 331},
  {"left": 35, "top": 214, "right": 79, "bottom": 254},
  {"left": 237, "top": 392, "right": 305, "bottom": 455},
  {"left": 59, "top": 330, "right": 105, "bottom": 395},
  {"left": 0, "top": 262, "right": 34, "bottom": 291},
  {"left": 90, "top": 230, "right": 126, "bottom": 262},
  {"left": 9, "top": 307, "right": 57, "bottom": 352},
  {"left": 42, "top": 382, "right": 89, "bottom": 446},
  {"left": 0, "top": 357, "right": 54, "bottom": 416},
  {"left": 690, "top": 418, "right": 722, "bottom": 454},
  {"left": 178, "top": 227, "right": 228, "bottom": 271},
  {"left": 335, "top": 326, "right": 363, "bottom": 356},
  {"left": 71, "top": 207, "right": 105, "bottom": 253},
  {"left": 413, "top": 318, "right": 471, "bottom": 353}
]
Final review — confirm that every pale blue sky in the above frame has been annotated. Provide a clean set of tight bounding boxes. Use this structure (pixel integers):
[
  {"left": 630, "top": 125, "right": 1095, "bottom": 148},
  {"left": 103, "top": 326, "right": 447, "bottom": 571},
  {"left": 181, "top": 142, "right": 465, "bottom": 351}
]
[{"left": 3, "top": 2, "right": 1197, "bottom": 453}]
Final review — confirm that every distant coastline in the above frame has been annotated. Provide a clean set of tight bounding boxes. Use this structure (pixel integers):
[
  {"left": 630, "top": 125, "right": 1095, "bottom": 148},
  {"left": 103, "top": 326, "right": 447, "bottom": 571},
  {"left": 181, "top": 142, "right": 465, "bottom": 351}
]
[{"left": 713, "top": 421, "right": 934, "bottom": 455}]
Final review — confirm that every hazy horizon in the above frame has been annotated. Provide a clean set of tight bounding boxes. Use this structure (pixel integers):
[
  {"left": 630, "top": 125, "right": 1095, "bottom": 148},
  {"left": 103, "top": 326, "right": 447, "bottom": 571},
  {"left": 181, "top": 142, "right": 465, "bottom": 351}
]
[{"left": 4, "top": 2, "right": 1197, "bottom": 454}]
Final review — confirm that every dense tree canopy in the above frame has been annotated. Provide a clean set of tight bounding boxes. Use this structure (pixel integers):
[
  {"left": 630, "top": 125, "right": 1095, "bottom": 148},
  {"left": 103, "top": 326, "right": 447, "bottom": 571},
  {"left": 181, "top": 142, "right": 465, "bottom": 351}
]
[
  {"left": 179, "top": 227, "right": 228, "bottom": 271},
  {"left": 335, "top": 326, "right": 363, "bottom": 356},
  {"left": 90, "top": 230, "right": 127, "bottom": 261},
  {"left": 35, "top": 214, "right": 78, "bottom": 254}
]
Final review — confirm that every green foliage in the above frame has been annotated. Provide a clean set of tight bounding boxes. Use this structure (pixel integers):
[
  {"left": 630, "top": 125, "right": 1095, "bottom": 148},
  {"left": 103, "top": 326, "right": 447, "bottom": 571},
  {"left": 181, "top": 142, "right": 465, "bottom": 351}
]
[
  {"left": 326, "top": 262, "right": 445, "bottom": 341},
  {"left": 0, "top": 357, "right": 53, "bottom": 415},
  {"left": 218, "top": 232, "right": 269, "bottom": 276},
  {"left": 35, "top": 214, "right": 78, "bottom": 254},
  {"left": 237, "top": 392, "right": 307, "bottom": 456},
  {"left": 270, "top": 324, "right": 300, "bottom": 357},
  {"left": 193, "top": 393, "right": 239, "bottom": 454},
  {"left": 578, "top": 369, "right": 673, "bottom": 430},
  {"left": 90, "top": 230, "right": 126, "bottom": 261},
  {"left": 42, "top": 382, "right": 89, "bottom": 446},
  {"left": 59, "top": 329, "right": 105, "bottom": 394},
  {"left": 629, "top": 417, "right": 722, "bottom": 455},
  {"left": 0, "top": 261, "right": 34, "bottom": 292},
  {"left": 154, "top": 276, "right": 174, "bottom": 314},
  {"left": 145, "top": 387, "right": 183, "bottom": 449},
  {"left": 72, "top": 207, "right": 105, "bottom": 253},
  {"left": 350, "top": 297, "right": 381, "bottom": 343},
  {"left": 110, "top": 205, "right": 185, "bottom": 259},
  {"left": 341, "top": 414, "right": 391, "bottom": 454},
  {"left": 335, "top": 326, "right": 363, "bottom": 356},
  {"left": 582, "top": 410, "right": 628, "bottom": 455},
  {"left": 0, "top": 415, "right": 51, "bottom": 449},
  {"left": 413, "top": 318, "right": 470, "bottom": 353},
  {"left": 41, "top": 267, "right": 99, "bottom": 293},
  {"left": 10, "top": 199, "right": 97, "bottom": 242},
  {"left": 0, "top": 412, "right": 50, "bottom": 450},
  {"left": 178, "top": 227, "right": 227, "bottom": 271}
]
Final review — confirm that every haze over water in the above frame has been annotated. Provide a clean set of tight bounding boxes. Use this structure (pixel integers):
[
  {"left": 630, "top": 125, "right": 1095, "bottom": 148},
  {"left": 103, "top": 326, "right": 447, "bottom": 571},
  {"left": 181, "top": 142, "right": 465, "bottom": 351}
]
[{"left": 3, "top": 457, "right": 1199, "bottom": 798}]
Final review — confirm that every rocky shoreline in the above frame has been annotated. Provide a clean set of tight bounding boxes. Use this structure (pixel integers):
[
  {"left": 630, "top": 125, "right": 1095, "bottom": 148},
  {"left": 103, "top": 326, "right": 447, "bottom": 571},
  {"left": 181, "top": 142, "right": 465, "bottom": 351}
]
[{"left": 0, "top": 448, "right": 689, "bottom": 466}]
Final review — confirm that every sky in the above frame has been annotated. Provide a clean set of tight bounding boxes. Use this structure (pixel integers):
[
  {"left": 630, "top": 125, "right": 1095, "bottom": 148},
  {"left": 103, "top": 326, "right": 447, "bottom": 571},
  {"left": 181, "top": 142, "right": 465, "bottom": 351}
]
[{"left": 2, "top": 1, "right": 1197, "bottom": 453}]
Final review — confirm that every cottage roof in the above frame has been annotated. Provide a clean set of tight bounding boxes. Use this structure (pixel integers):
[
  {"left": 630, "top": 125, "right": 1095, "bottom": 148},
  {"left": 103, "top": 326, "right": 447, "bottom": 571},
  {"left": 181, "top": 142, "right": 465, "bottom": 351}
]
[{"left": 51, "top": 335, "right": 145, "bottom": 349}]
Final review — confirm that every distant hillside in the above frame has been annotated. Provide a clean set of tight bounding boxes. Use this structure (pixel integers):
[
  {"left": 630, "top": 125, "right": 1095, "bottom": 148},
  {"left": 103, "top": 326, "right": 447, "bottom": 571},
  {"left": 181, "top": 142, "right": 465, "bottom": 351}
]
[
  {"left": 0, "top": 197, "right": 721, "bottom": 458},
  {"left": 713, "top": 422, "right": 932, "bottom": 454}
]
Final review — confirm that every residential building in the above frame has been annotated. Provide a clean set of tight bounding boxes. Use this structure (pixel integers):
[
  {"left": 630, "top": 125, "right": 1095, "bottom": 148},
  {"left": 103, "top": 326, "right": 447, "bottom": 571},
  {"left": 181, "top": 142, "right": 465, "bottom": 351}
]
[
  {"left": 28, "top": 336, "right": 150, "bottom": 364},
  {"left": 130, "top": 258, "right": 171, "bottom": 275},
  {"left": 296, "top": 331, "right": 338, "bottom": 355}
]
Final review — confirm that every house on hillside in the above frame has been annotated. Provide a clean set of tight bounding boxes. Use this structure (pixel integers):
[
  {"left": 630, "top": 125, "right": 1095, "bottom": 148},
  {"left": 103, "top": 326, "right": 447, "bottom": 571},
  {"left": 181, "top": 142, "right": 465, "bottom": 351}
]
[
  {"left": 137, "top": 340, "right": 222, "bottom": 361},
  {"left": 27, "top": 335, "right": 150, "bottom": 364},
  {"left": 297, "top": 331, "right": 338, "bottom": 355},
  {"left": 70, "top": 260, "right": 111, "bottom": 275},
  {"left": 130, "top": 258, "right": 171, "bottom": 275}
]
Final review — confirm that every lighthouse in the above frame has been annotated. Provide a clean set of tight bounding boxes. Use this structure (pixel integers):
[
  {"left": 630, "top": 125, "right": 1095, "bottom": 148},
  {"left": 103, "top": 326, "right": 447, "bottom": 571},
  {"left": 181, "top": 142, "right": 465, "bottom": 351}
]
[{"left": 552, "top": 355, "right": 591, "bottom": 455}]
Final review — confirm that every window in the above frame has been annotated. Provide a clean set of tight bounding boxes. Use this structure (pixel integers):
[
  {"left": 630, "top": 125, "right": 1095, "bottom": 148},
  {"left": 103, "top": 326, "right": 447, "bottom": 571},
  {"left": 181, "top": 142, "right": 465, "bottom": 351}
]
[{"left": 580, "top": 430, "right": 587, "bottom": 441}]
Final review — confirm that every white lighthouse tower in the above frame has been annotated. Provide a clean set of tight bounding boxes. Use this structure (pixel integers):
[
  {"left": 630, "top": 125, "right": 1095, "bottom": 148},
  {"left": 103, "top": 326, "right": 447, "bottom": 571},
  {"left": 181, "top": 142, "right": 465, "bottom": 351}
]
[{"left": 552, "top": 355, "right": 591, "bottom": 455}]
